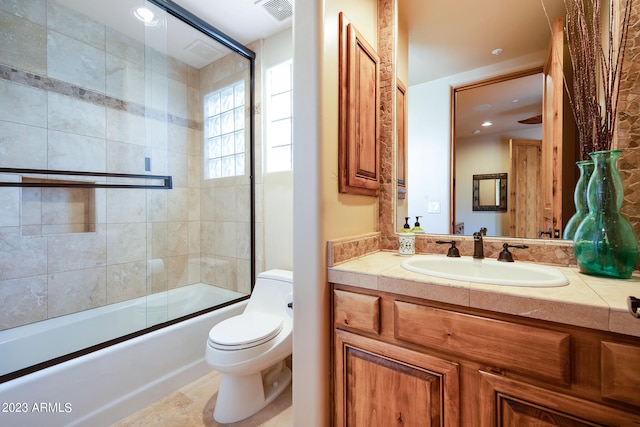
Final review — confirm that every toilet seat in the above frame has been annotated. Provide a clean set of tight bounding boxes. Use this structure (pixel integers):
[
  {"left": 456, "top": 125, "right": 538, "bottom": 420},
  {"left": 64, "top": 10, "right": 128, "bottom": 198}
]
[{"left": 208, "top": 312, "right": 283, "bottom": 350}]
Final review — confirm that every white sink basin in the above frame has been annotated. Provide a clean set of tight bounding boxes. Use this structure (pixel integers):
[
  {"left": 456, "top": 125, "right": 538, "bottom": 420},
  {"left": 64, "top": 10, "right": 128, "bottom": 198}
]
[{"left": 401, "top": 255, "right": 569, "bottom": 287}]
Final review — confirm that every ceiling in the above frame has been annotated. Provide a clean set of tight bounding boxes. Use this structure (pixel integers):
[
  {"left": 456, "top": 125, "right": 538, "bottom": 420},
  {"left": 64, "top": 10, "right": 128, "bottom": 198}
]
[
  {"left": 171, "top": 0, "right": 293, "bottom": 47},
  {"left": 399, "top": 0, "right": 566, "bottom": 86},
  {"left": 171, "top": 0, "right": 566, "bottom": 140},
  {"left": 59, "top": 0, "right": 567, "bottom": 140},
  {"left": 170, "top": 0, "right": 566, "bottom": 85}
]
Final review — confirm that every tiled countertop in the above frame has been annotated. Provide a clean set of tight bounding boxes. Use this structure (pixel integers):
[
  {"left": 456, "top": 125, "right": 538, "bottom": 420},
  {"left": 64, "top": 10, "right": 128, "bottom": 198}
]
[{"left": 328, "top": 251, "right": 640, "bottom": 338}]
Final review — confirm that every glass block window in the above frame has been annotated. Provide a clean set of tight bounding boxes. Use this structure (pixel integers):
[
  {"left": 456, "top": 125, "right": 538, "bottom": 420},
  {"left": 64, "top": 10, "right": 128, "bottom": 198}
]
[
  {"left": 266, "top": 61, "right": 293, "bottom": 172},
  {"left": 204, "top": 81, "right": 246, "bottom": 179}
]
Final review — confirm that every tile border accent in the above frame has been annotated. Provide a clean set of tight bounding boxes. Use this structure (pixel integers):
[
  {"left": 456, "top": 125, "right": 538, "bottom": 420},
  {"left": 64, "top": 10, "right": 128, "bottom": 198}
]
[
  {"left": 329, "top": 232, "right": 575, "bottom": 267},
  {"left": 0, "top": 64, "right": 201, "bottom": 130},
  {"left": 327, "top": 232, "right": 381, "bottom": 266}
]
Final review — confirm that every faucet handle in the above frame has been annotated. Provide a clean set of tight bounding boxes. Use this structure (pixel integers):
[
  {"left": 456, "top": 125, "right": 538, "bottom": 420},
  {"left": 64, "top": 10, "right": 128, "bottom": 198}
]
[
  {"left": 497, "top": 243, "right": 529, "bottom": 262},
  {"left": 435, "top": 240, "right": 460, "bottom": 257}
]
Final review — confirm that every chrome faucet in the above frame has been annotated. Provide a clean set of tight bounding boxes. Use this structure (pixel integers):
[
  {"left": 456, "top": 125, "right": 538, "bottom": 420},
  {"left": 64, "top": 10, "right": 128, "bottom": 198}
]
[{"left": 473, "top": 232, "right": 484, "bottom": 259}]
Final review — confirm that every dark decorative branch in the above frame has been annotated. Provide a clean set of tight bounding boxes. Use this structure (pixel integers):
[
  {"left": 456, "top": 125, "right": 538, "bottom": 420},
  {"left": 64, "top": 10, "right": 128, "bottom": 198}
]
[{"left": 544, "top": 0, "right": 633, "bottom": 159}]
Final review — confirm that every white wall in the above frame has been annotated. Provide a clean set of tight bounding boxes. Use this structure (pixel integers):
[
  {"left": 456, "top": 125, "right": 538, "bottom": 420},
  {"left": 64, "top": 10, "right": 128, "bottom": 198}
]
[
  {"left": 407, "top": 51, "right": 546, "bottom": 234},
  {"left": 292, "top": 0, "right": 326, "bottom": 424},
  {"left": 456, "top": 126, "right": 542, "bottom": 236},
  {"left": 262, "top": 29, "right": 294, "bottom": 271},
  {"left": 406, "top": 78, "right": 452, "bottom": 233},
  {"left": 455, "top": 135, "right": 510, "bottom": 236}
]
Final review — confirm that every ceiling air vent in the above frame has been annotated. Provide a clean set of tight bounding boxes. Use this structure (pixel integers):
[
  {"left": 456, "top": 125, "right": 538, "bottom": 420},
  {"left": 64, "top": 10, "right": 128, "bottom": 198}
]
[{"left": 255, "top": 0, "right": 292, "bottom": 22}]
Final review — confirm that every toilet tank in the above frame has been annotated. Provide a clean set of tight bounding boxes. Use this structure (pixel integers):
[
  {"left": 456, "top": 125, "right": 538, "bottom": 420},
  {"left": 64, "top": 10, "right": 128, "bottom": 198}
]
[{"left": 245, "top": 269, "right": 293, "bottom": 315}]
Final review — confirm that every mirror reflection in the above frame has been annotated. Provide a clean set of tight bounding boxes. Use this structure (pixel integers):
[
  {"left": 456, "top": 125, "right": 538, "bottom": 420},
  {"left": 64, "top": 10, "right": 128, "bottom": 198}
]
[
  {"left": 399, "top": 0, "right": 574, "bottom": 239},
  {"left": 473, "top": 173, "right": 507, "bottom": 213}
]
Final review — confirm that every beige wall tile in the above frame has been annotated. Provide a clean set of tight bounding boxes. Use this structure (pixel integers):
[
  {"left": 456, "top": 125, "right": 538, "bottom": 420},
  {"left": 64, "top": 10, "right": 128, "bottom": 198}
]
[
  {"left": 188, "top": 188, "right": 200, "bottom": 221},
  {"left": 48, "top": 266, "right": 106, "bottom": 317},
  {"left": 46, "top": 0, "right": 104, "bottom": 50},
  {"left": 106, "top": 223, "right": 146, "bottom": 265},
  {"left": 48, "top": 130, "right": 106, "bottom": 172},
  {"left": 168, "top": 187, "right": 188, "bottom": 222},
  {"left": 0, "top": 0, "right": 46, "bottom": 25},
  {"left": 47, "top": 30, "right": 106, "bottom": 93},
  {"left": 147, "top": 257, "right": 168, "bottom": 294},
  {"left": 106, "top": 140, "right": 146, "bottom": 174},
  {"left": 0, "top": 80, "right": 47, "bottom": 128},
  {"left": 147, "top": 190, "right": 168, "bottom": 223},
  {"left": 0, "top": 275, "right": 47, "bottom": 330},
  {"left": 0, "top": 122, "right": 47, "bottom": 169},
  {"left": 168, "top": 123, "right": 189, "bottom": 154},
  {"left": 168, "top": 152, "right": 188, "bottom": 188},
  {"left": 48, "top": 92, "right": 106, "bottom": 138},
  {"left": 0, "top": 187, "right": 20, "bottom": 227},
  {"left": 150, "top": 222, "right": 168, "bottom": 258},
  {"left": 106, "top": 109, "right": 147, "bottom": 146},
  {"left": 106, "top": 53, "right": 145, "bottom": 105},
  {"left": 107, "top": 261, "right": 146, "bottom": 304},
  {"left": 167, "top": 221, "right": 188, "bottom": 257},
  {"left": 0, "top": 10, "right": 46, "bottom": 75},
  {"left": 187, "top": 256, "right": 201, "bottom": 284},
  {"left": 0, "top": 234, "right": 47, "bottom": 280},
  {"left": 167, "top": 255, "right": 188, "bottom": 289},
  {"left": 105, "top": 26, "right": 144, "bottom": 66},
  {"left": 106, "top": 188, "right": 146, "bottom": 223},
  {"left": 47, "top": 226, "right": 106, "bottom": 273}
]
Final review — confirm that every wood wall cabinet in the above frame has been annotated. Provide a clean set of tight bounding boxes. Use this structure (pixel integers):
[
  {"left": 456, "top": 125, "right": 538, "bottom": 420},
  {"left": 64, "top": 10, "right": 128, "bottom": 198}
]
[
  {"left": 332, "top": 284, "right": 640, "bottom": 426},
  {"left": 338, "top": 12, "right": 380, "bottom": 197}
]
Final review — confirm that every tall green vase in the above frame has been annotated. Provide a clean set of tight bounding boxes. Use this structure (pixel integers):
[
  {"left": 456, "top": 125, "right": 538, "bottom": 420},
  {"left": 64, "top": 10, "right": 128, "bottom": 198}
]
[
  {"left": 573, "top": 150, "right": 639, "bottom": 279},
  {"left": 563, "top": 159, "right": 594, "bottom": 240}
]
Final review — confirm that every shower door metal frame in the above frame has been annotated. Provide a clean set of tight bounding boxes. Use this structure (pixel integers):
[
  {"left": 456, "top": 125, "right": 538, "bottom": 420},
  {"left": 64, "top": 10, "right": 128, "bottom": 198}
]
[
  {"left": 149, "top": 0, "right": 257, "bottom": 289},
  {"left": 0, "top": 0, "right": 257, "bottom": 384}
]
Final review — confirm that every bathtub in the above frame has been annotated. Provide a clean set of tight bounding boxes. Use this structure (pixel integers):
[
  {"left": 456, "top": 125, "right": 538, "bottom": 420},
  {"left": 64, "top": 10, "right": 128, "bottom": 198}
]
[{"left": 0, "top": 284, "right": 247, "bottom": 427}]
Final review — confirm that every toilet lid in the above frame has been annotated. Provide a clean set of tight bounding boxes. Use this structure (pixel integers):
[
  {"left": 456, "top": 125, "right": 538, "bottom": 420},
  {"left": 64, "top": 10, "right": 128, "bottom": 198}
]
[{"left": 208, "top": 312, "right": 283, "bottom": 350}]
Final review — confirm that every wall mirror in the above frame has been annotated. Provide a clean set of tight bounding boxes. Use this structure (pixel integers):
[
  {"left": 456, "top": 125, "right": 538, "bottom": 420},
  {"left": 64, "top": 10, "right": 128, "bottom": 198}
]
[
  {"left": 473, "top": 173, "right": 507, "bottom": 212},
  {"left": 397, "top": 0, "right": 576, "bottom": 239}
]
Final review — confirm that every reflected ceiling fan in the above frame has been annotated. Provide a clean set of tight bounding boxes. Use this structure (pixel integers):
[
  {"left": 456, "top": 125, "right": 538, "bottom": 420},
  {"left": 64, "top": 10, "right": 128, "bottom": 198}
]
[{"left": 518, "top": 114, "right": 542, "bottom": 125}]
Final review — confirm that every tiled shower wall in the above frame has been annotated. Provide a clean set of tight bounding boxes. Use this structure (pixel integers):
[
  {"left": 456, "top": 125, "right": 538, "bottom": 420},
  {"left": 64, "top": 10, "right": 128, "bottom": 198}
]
[{"left": 0, "top": 1, "right": 256, "bottom": 331}]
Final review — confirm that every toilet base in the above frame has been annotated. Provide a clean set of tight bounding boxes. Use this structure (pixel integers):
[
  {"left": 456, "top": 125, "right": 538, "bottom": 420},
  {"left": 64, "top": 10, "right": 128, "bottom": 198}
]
[{"left": 213, "top": 360, "right": 291, "bottom": 424}]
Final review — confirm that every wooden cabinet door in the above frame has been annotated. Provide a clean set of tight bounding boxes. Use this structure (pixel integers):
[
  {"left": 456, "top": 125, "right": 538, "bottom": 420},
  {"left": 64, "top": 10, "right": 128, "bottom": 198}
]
[
  {"left": 334, "top": 329, "right": 459, "bottom": 427},
  {"left": 479, "top": 371, "right": 640, "bottom": 427}
]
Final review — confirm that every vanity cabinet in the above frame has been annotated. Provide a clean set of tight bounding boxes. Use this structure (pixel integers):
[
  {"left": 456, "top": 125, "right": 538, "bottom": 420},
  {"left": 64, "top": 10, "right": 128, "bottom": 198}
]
[{"left": 332, "top": 285, "right": 640, "bottom": 426}]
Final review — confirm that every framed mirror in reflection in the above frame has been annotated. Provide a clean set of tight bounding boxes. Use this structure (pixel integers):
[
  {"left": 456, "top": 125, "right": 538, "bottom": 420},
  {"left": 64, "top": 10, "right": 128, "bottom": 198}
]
[
  {"left": 399, "top": 0, "right": 577, "bottom": 240},
  {"left": 473, "top": 173, "right": 507, "bottom": 212}
]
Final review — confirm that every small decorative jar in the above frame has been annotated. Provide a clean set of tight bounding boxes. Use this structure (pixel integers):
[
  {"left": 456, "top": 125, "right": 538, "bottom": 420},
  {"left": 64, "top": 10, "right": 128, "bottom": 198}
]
[{"left": 398, "top": 230, "right": 415, "bottom": 256}]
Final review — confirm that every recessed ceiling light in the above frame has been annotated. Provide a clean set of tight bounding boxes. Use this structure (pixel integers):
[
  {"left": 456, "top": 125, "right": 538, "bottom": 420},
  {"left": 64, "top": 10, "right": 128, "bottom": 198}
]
[
  {"left": 133, "top": 7, "right": 159, "bottom": 26},
  {"left": 512, "top": 99, "right": 520, "bottom": 103},
  {"left": 481, "top": 121, "right": 493, "bottom": 127},
  {"left": 491, "top": 48, "right": 503, "bottom": 56},
  {"left": 472, "top": 129, "right": 481, "bottom": 134}
]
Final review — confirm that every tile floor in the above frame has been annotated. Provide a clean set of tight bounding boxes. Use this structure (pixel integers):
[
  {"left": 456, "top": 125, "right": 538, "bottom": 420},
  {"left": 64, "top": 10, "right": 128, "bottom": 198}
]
[{"left": 113, "top": 370, "right": 292, "bottom": 426}]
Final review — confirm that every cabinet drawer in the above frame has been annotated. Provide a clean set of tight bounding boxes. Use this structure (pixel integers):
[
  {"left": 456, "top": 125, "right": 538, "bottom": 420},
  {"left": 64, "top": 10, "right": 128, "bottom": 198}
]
[
  {"left": 334, "top": 290, "right": 380, "bottom": 334},
  {"left": 394, "top": 301, "right": 571, "bottom": 385},
  {"left": 601, "top": 341, "right": 640, "bottom": 407}
]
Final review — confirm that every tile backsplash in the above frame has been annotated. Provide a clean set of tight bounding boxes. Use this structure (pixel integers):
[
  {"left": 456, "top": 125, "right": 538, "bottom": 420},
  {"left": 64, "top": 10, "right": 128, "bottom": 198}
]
[{"left": 328, "top": 232, "right": 575, "bottom": 267}]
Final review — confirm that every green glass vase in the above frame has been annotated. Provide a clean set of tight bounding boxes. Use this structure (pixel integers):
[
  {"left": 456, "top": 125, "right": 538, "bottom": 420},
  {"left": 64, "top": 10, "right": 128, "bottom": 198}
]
[
  {"left": 563, "top": 160, "right": 594, "bottom": 240},
  {"left": 573, "top": 150, "right": 639, "bottom": 279}
]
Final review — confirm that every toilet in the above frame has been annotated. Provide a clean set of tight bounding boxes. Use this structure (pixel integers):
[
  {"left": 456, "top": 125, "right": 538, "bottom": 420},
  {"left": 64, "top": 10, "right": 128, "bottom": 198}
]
[{"left": 206, "top": 269, "right": 293, "bottom": 424}]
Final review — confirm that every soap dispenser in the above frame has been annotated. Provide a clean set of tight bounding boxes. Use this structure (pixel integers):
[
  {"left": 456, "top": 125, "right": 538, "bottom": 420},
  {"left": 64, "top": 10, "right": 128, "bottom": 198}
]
[
  {"left": 397, "top": 217, "right": 415, "bottom": 256},
  {"left": 412, "top": 216, "right": 424, "bottom": 233}
]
